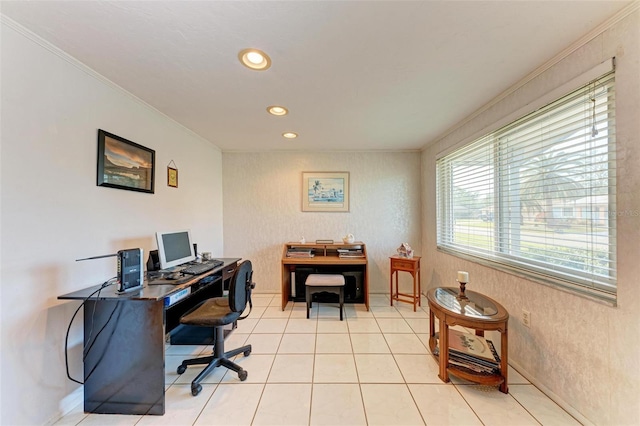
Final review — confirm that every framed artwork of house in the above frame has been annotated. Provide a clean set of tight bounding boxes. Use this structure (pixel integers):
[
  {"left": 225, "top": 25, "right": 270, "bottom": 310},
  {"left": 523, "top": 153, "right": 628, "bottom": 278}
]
[{"left": 302, "top": 171, "right": 349, "bottom": 212}]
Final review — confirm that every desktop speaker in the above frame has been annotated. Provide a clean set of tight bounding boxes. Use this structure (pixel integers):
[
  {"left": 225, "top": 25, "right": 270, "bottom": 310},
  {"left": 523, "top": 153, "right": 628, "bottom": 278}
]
[
  {"left": 117, "top": 248, "right": 144, "bottom": 293},
  {"left": 147, "top": 249, "right": 160, "bottom": 272}
]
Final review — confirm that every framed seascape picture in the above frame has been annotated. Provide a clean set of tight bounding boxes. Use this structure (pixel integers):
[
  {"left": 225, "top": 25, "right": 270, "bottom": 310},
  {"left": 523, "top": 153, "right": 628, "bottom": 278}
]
[
  {"left": 97, "top": 129, "right": 155, "bottom": 193},
  {"left": 302, "top": 171, "right": 350, "bottom": 212}
]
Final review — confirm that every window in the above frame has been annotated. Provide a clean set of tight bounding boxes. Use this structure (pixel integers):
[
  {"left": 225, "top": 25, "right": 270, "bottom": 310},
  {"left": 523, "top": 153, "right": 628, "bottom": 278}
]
[{"left": 436, "top": 71, "right": 616, "bottom": 301}]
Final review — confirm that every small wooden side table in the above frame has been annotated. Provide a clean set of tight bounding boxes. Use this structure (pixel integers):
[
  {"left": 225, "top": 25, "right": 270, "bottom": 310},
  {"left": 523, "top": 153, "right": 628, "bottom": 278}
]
[
  {"left": 389, "top": 256, "right": 421, "bottom": 311},
  {"left": 427, "top": 287, "right": 509, "bottom": 393}
]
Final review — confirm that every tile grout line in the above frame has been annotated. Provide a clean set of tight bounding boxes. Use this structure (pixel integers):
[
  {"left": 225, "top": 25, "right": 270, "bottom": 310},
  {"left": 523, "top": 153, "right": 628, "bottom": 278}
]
[
  {"left": 87, "top": 294, "right": 577, "bottom": 425},
  {"left": 452, "top": 383, "right": 487, "bottom": 426},
  {"left": 249, "top": 295, "right": 276, "bottom": 426}
]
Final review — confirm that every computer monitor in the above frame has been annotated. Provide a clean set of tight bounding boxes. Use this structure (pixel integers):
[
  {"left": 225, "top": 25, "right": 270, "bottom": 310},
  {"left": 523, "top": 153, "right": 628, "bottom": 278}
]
[{"left": 155, "top": 230, "right": 196, "bottom": 270}]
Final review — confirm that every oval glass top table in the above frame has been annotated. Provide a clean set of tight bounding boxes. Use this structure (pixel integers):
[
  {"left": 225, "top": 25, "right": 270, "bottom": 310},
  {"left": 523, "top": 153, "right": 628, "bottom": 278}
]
[{"left": 426, "top": 287, "right": 510, "bottom": 393}]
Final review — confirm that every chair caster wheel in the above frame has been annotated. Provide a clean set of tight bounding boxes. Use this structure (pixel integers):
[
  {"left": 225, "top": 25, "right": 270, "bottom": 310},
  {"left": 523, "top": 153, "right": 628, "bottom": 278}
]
[
  {"left": 238, "top": 369, "right": 248, "bottom": 381},
  {"left": 177, "top": 365, "right": 186, "bottom": 375},
  {"left": 191, "top": 384, "right": 202, "bottom": 396},
  {"left": 244, "top": 349, "right": 251, "bottom": 357}
]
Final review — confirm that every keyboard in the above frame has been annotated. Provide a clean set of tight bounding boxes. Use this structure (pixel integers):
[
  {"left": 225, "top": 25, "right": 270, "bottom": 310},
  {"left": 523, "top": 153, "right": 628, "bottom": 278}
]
[{"left": 181, "top": 259, "right": 224, "bottom": 275}]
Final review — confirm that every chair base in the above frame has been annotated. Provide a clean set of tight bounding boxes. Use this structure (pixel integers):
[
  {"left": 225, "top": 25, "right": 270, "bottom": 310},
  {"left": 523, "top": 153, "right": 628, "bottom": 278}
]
[{"left": 177, "top": 325, "right": 252, "bottom": 396}]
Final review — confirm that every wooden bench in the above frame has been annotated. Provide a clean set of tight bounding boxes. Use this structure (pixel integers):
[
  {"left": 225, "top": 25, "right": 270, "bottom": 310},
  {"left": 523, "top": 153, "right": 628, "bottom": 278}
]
[{"left": 305, "top": 274, "right": 345, "bottom": 320}]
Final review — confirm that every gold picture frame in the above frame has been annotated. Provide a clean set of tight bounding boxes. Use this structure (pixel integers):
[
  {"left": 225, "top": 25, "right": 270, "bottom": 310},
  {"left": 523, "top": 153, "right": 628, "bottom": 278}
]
[
  {"left": 302, "top": 171, "right": 350, "bottom": 212},
  {"left": 168, "top": 167, "right": 178, "bottom": 188}
]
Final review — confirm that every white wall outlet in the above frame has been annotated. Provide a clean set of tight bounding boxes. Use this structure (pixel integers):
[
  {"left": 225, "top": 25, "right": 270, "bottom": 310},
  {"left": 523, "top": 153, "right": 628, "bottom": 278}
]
[{"left": 522, "top": 309, "right": 531, "bottom": 328}]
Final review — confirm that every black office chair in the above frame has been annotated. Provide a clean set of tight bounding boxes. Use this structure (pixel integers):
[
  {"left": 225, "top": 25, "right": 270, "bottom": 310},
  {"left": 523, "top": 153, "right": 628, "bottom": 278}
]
[{"left": 176, "top": 260, "right": 255, "bottom": 396}]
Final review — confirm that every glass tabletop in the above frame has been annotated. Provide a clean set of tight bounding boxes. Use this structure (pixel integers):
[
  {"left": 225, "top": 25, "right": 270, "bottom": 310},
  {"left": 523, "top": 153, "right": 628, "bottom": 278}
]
[{"left": 432, "top": 287, "right": 498, "bottom": 318}]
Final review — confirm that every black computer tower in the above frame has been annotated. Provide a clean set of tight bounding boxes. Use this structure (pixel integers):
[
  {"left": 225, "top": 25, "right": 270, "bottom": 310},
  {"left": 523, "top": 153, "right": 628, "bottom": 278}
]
[
  {"left": 342, "top": 270, "right": 364, "bottom": 302},
  {"left": 291, "top": 266, "right": 364, "bottom": 303},
  {"left": 293, "top": 267, "right": 314, "bottom": 302}
]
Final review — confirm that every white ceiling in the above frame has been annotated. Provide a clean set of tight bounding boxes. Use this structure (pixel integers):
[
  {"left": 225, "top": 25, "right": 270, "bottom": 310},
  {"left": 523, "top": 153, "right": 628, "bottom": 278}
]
[{"left": 1, "top": 1, "right": 632, "bottom": 151}]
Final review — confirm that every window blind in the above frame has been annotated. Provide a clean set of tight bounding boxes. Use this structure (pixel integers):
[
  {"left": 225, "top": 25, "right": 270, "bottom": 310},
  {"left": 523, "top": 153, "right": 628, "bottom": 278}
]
[{"left": 436, "top": 71, "right": 616, "bottom": 301}]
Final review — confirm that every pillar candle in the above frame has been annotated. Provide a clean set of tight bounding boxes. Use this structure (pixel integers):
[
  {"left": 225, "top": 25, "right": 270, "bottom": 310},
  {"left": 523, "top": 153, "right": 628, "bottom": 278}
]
[{"left": 457, "top": 271, "right": 469, "bottom": 283}]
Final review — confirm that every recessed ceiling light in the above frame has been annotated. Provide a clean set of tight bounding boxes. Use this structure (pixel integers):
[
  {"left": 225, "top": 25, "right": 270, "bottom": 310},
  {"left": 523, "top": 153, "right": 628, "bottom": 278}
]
[
  {"left": 267, "top": 106, "right": 288, "bottom": 116},
  {"left": 238, "top": 48, "right": 271, "bottom": 71},
  {"left": 282, "top": 132, "right": 298, "bottom": 139}
]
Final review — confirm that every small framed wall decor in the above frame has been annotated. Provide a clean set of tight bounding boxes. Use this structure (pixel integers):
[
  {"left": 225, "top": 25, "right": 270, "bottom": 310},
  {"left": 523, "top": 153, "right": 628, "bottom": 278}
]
[
  {"left": 302, "top": 171, "right": 350, "bottom": 212},
  {"left": 167, "top": 160, "right": 178, "bottom": 188},
  {"left": 97, "top": 129, "right": 155, "bottom": 193}
]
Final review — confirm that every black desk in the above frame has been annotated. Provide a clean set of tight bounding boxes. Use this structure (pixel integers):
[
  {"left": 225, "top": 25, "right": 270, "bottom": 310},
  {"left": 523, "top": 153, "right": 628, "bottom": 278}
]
[{"left": 58, "top": 258, "right": 240, "bottom": 416}]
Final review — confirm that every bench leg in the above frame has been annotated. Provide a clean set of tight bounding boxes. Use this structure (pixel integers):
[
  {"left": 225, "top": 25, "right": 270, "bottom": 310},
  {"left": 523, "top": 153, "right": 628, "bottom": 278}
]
[{"left": 305, "top": 284, "right": 345, "bottom": 320}]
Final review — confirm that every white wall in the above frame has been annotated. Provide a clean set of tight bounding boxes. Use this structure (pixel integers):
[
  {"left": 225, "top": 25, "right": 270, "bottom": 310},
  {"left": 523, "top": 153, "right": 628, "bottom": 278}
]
[
  {"left": 222, "top": 151, "right": 422, "bottom": 296},
  {"left": 0, "top": 21, "right": 224, "bottom": 425},
  {"left": 421, "top": 10, "right": 640, "bottom": 425}
]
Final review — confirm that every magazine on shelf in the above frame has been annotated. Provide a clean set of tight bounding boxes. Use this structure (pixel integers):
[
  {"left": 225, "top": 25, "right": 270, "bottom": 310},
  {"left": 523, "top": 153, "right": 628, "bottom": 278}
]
[
  {"left": 287, "top": 252, "right": 314, "bottom": 258},
  {"left": 433, "top": 347, "right": 500, "bottom": 374},
  {"left": 448, "top": 329, "right": 498, "bottom": 363},
  {"left": 337, "top": 248, "right": 365, "bottom": 258},
  {"left": 448, "top": 358, "right": 499, "bottom": 374},
  {"left": 449, "top": 347, "right": 499, "bottom": 367},
  {"left": 286, "top": 248, "right": 314, "bottom": 258},
  {"left": 433, "top": 330, "right": 500, "bottom": 374}
]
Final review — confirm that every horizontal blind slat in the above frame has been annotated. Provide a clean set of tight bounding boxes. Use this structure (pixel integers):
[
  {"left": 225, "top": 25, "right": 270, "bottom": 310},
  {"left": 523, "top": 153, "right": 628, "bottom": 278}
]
[{"left": 436, "top": 71, "right": 616, "bottom": 300}]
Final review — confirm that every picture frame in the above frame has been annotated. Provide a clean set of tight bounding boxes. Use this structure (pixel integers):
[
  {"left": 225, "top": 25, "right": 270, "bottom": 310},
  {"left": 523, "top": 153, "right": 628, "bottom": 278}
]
[
  {"left": 302, "top": 171, "right": 350, "bottom": 212},
  {"left": 97, "top": 129, "right": 155, "bottom": 194},
  {"left": 167, "top": 167, "right": 178, "bottom": 188}
]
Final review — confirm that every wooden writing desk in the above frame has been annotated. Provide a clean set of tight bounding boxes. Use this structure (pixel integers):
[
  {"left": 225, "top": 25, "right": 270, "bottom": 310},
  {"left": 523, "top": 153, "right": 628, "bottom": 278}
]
[
  {"left": 281, "top": 242, "right": 369, "bottom": 311},
  {"left": 58, "top": 258, "right": 240, "bottom": 415}
]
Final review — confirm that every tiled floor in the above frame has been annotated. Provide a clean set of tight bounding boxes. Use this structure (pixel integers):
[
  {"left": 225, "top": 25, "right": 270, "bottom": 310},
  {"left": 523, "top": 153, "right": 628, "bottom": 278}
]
[{"left": 56, "top": 294, "right": 580, "bottom": 425}]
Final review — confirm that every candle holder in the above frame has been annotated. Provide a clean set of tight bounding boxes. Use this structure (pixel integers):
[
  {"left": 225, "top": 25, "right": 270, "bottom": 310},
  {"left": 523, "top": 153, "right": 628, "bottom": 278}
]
[
  {"left": 458, "top": 297, "right": 468, "bottom": 314},
  {"left": 457, "top": 280, "right": 469, "bottom": 300}
]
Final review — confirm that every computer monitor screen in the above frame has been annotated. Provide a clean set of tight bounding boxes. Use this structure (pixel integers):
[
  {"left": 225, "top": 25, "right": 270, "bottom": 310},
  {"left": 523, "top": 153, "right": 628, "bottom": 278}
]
[{"left": 155, "top": 230, "right": 195, "bottom": 270}]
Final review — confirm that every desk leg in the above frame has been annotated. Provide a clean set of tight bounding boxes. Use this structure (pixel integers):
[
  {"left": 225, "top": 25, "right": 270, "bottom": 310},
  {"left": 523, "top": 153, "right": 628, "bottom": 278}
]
[
  {"left": 84, "top": 299, "right": 164, "bottom": 415},
  {"left": 438, "top": 318, "right": 450, "bottom": 383},
  {"left": 282, "top": 266, "right": 291, "bottom": 311}
]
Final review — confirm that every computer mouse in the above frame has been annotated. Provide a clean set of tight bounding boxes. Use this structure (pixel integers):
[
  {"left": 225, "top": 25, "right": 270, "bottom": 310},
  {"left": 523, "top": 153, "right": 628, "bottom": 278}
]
[{"left": 165, "top": 272, "right": 182, "bottom": 280}]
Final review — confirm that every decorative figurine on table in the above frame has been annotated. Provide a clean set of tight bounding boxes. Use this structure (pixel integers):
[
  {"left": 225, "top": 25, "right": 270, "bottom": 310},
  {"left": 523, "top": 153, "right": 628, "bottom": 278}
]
[
  {"left": 343, "top": 233, "right": 355, "bottom": 243},
  {"left": 397, "top": 243, "right": 414, "bottom": 258},
  {"left": 457, "top": 271, "right": 469, "bottom": 300}
]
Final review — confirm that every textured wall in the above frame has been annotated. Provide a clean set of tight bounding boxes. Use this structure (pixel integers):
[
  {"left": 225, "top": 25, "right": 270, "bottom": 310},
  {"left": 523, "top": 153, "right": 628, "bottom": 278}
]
[
  {"left": 223, "top": 151, "right": 422, "bottom": 295},
  {"left": 421, "top": 11, "right": 640, "bottom": 425}
]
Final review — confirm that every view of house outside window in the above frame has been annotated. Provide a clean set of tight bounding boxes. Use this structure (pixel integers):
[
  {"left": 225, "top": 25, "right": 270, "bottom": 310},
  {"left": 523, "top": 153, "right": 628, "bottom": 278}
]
[{"left": 436, "top": 72, "right": 616, "bottom": 301}]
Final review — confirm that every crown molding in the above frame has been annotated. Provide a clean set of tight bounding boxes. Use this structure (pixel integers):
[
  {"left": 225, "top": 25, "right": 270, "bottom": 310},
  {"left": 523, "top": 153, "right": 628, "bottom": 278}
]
[
  {"left": 0, "top": 14, "right": 217, "bottom": 150},
  {"left": 424, "top": 0, "right": 640, "bottom": 151}
]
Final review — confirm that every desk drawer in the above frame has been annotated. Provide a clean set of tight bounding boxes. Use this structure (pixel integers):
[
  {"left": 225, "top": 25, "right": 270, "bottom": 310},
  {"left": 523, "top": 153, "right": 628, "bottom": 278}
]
[
  {"left": 222, "top": 262, "right": 238, "bottom": 282},
  {"left": 391, "top": 259, "right": 416, "bottom": 271}
]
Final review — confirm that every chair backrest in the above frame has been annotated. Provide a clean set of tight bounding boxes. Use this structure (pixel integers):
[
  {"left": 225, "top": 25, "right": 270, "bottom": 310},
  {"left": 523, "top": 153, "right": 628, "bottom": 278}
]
[{"left": 229, "top": 260, "right": 253, "bottom": 313}]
